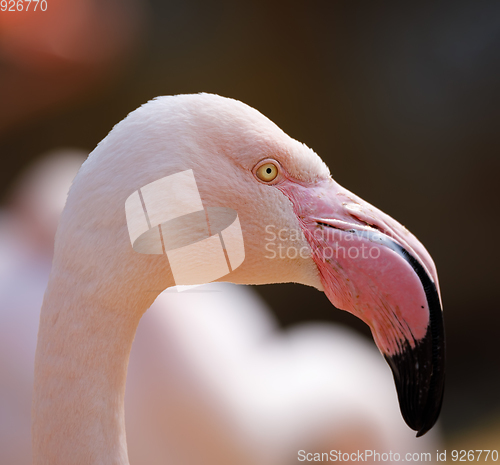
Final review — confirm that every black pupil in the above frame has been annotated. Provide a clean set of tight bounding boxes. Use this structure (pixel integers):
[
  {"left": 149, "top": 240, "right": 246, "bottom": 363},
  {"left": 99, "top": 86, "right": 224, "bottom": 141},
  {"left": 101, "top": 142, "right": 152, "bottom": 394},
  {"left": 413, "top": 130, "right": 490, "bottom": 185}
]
[{"left": 266, "top": 167, "right": 272, "bottom": 174}]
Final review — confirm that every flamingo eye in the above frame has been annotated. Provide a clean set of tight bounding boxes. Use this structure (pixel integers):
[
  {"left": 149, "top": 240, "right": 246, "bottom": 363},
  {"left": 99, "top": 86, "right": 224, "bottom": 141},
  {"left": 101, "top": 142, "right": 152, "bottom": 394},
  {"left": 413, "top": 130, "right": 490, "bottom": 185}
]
[{"left": 256, "top": 162, "right": 279, "bottom": 182}]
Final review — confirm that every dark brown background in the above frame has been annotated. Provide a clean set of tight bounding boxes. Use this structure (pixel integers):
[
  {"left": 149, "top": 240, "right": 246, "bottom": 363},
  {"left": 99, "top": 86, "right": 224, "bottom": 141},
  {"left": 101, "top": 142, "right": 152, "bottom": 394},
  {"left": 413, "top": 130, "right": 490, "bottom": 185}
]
[{"left": 1, "top": 0, "right": 499, "bottom": 439}]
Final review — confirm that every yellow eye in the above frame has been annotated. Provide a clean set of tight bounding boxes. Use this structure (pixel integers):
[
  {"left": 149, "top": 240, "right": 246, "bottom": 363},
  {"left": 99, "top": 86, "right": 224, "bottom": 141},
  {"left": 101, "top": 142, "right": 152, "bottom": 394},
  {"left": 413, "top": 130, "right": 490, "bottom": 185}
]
[{"left": 256, "top": 162, "right": 279, "bottom": 182}]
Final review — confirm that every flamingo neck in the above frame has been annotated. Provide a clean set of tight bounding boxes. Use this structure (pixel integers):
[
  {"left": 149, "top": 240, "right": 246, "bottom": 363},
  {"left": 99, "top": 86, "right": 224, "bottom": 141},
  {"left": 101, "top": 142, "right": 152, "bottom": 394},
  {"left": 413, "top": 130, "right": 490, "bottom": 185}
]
[{"left": 32, "top": 261, "right": 166, "bottom": 465}]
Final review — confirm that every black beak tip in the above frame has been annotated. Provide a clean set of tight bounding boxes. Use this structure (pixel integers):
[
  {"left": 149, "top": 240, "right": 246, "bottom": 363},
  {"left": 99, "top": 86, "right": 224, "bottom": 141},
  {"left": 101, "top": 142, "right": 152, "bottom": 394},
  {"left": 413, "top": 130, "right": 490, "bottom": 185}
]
[
  {"left": 416, "top": 426, "right": 430, "bottom": 438},
  {"left": 384, "top": 321, "right": 445, "bottom": 437},
  {"left": 413, "top": 381, "right": 444, "bottom": 437}
]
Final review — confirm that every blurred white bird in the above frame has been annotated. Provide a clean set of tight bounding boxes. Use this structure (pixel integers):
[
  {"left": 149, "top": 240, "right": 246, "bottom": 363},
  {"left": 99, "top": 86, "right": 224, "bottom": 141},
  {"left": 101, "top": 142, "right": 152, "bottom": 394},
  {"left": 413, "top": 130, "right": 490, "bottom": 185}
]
[{"left": 128, "top": 284, "right": 440, "bottom": 465}]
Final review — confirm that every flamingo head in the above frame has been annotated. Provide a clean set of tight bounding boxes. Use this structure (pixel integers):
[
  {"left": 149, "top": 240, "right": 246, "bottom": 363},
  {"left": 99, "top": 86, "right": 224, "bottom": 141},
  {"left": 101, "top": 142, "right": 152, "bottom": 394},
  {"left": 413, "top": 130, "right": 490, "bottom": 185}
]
[{"left": 88, "top": 93, "right": 444, "bottom": 436}]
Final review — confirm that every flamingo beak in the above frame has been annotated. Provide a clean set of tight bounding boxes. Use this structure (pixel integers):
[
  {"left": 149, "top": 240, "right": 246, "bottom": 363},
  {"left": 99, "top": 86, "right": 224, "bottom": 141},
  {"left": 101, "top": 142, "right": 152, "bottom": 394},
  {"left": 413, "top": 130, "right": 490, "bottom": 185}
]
[{"left": 279, "top": 178, "right": 445, "bottom": 437}]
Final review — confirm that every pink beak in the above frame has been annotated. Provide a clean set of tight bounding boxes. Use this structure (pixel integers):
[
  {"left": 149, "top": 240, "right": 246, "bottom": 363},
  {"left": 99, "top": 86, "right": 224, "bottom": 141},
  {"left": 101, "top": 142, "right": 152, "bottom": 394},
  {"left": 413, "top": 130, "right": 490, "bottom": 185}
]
[{"left": 279, "top": 178, "right": 445, "bottom": 437}]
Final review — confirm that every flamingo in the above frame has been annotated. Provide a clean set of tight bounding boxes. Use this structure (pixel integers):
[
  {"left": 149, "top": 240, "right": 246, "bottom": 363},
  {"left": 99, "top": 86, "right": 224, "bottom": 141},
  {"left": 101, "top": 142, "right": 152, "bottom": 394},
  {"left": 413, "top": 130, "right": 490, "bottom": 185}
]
[{"left": 32, "top": 93, "right": 445, "bottom": 464}]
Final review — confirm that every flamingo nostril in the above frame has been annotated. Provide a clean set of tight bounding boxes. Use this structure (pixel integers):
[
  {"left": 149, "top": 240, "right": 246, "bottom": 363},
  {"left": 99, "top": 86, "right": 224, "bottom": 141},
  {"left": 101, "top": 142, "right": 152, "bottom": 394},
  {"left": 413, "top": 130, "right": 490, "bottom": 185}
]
[{"left": 347, "top": 212, "right": 389, "bottom": 235}]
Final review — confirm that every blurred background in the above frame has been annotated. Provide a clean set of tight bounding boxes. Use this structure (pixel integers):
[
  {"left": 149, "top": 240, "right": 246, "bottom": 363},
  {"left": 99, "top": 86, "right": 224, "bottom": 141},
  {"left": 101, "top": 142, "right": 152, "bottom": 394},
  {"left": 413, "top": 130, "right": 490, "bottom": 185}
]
[{"left": 1, "top": 0, "right": 499, "bottom": 460}]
